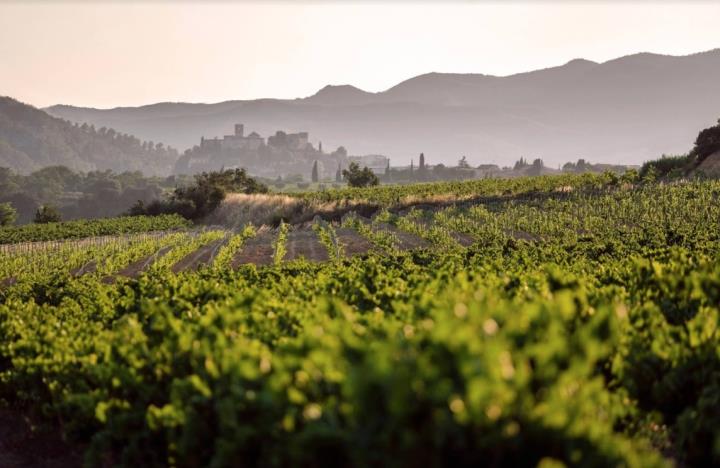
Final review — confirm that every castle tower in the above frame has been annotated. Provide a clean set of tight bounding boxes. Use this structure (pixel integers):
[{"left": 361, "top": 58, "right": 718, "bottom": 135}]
[{"left": 234, "top": 124, "right": 244, "bottom": 137}]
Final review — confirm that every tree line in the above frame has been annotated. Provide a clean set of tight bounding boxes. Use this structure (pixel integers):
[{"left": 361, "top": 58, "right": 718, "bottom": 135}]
[{"left": 0, "top": 165, "right": 193, "bottom": 225}]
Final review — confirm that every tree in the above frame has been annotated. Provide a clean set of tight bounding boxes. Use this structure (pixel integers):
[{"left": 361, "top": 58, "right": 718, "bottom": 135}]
[
  {"left": 419, "top": 153, "right": 426, "bottom": 171},
  {"left": 0, "top": 192, "right": 38, "bottom": 224},
  {"left": 34, "top": 205, "right": 62, "bottom": 224},
  {"left": 562, "top": 162, "right": 576, "bottom": 172},
  {"left": 172, "top": 168, "right": 267, "bottom": 219},
  {"left": 311, "top": 161, "right": 319, "bottom": 183},
  {"left": 514, "top": 157, "right": 529, "bottom": 171},
  {"left": 458, "top": 156, "right": 470, "bottom": 169},
  {"left": 336, "top": 163, "right": 343, "bottom": 183},
  {"left": 620, "top": 168, "right": 639, "bottom": 185},
  {"left": 642, "top": 165, "right": 658, "bottom": 184},
  {"left": 691, "top": 118, "right": 720, "bottom": 163},
  {"left": 576, "top": 159, "right": 588, "bottom": 172},
  {"left": 133, "top": 168, "right": 268, "bottom": 221},
  {"left": 0, "top": 202, "right": 16, "bottom": 226},
  {"left": 528, "top": 158, "right": 545, "bottom": 176},
  {"left": 342, "top": 162, "right": 379, "bottom": 188}
]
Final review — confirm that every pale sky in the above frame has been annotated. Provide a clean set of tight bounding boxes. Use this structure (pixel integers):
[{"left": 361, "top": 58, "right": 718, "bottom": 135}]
[{"left": 1, "top": 1, "right": 719, "bottom": 108}]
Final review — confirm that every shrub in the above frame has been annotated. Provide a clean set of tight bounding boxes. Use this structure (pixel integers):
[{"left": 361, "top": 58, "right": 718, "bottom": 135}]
[
  {"left": 343, "top": 162, "right": 379, "bottom": 188},
  {"left": 33, "top": 205, "right": 62, "bottom": 224},
  {"left": 0, "top": 202, "right": 16, "bottom": 226},
  {"left": 691, "top": 118, "right": 720, "bottom": 163},
  {"left": 639, "top": 155, "right": 691, "bottom": 180},
  {"left": 132, "top": 169, "right": 269, "bottom": 221}
]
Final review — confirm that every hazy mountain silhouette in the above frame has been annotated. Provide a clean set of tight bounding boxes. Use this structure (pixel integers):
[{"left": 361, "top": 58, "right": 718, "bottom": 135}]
[
  {"left": 305, "top": 85, "right": 379, "bottom": 106},
  {"left": 0, "top": 97, "right": 178, "bottom": 174},
  {"left": 46, "top": 49, "right": 720, "bottom": 167}
]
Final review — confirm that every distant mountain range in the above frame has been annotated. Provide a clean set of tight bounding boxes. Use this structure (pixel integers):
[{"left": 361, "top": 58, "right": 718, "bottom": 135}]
[
  {"left": 38, "top": 48, "right": 720, "bottom": 168},
  {"left": 0, "top": 97, "right": 178, "bottom": 174}
]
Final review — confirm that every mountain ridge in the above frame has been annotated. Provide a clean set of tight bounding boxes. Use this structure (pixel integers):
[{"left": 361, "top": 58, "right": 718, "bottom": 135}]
[
  {"left": 48, "top": 49, "right": 720, "bottom": 110},
  {"left": 44, "top": 48, "right": 720, "bottom": 167}
]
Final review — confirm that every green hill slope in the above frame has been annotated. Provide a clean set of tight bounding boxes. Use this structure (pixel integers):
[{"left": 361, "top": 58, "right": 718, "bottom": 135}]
[{"left": 0, "top": 96, "right": 178, "bottom": 175}]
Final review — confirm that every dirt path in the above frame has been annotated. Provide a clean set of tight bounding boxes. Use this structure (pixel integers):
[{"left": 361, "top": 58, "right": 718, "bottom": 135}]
[
  {"left": 283, "top": 229, "right": 330, "bottom": 263},
  {"left": 232, "top": 231, "right": 277, "bottom": 268},
  {"left": 70, "top": 260, "right": 97, "bottom": 277},
  {"left": 120, "top": 245, "right": 174, "bottom": 278},
  {"left": 171, "top": 237, "right": 228, "bottom": 273},
  {"left": 0, "top": 277, "right": 17, "bottom": 290},
  {"left": 374, "top": 222, "right": 430, "bottom": 250},
  {"left": 334, "top": 227, "right": 375, "bottom": 258},
  {"left": 412, "top": 219, "right": 475, "bottom": 247},
  {"left": 101, "top": 245, "right": 175, "bottom": 283},
  {"left": 449, "top": 231, "right": 476, "bottom": 247}
]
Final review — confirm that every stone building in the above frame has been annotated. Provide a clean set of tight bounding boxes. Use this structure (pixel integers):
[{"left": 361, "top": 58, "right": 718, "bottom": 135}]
[{"left": 177, "top": 123, "right": 389, "bottom": 179}]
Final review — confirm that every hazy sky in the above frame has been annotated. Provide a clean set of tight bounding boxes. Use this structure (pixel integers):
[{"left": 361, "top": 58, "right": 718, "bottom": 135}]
[{"left": 1, "top": 1, "right": 719, "bottom": 108}]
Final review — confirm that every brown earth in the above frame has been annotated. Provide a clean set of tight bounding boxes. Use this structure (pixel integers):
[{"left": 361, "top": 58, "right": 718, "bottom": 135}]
[
  {"left": 412, "top": 218, "right": 476, "bottom": 248},
  {"left": 0, "top": 276, "right": 18, "bottom": 290},
  {"left": 334, "top": 227, "right": 376, "bottom": 258},
  {"left": 284, "top": 229, "right": 330, "bottom": 263},
  {"left": 373, "top": 222, "right": 430, "bottom": 250},
  {"left": 232, "top": 231, "right": 277, "bottom": 268},
  {"left": 101, "top": 245, "right": 175, "bottom": 283},
  {"left": 448, "top": 231, "right": 476, "bottom": 247},
  {"left": 171, "top": 237, "right": 228, "bottom": 273},
  {"left": 118, "top": 244, "right": 174, "bottom": 278},
  {"left": 70, "top": 260, "right": 97, "bottom": 277}
]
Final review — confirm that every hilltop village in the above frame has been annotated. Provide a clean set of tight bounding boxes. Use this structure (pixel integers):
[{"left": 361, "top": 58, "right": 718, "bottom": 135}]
[{"left": 173, "top": 124, "right": 388, "bottom": 180}]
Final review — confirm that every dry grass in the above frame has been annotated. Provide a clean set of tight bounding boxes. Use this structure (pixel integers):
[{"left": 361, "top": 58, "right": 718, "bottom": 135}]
[
  {"left": 694, "top": 150, "right": 720, "bottom": 177},
  {"left": 207, "top": 190, "right": 505, "bottom": 228},
  {"left": 206, "top": 193, "right": 306, "bottom": 229},
  {"left": 207, "top": 193, "right": 382, "bottom": 228}
]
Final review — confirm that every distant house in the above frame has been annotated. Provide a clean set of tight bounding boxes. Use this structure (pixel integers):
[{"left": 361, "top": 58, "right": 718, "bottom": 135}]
[
  {"left": 201, "top": 124, "right": 264, "bottom": 151},
  {"left": 267, "top": 130, "right": 310, "bottom": 150}
]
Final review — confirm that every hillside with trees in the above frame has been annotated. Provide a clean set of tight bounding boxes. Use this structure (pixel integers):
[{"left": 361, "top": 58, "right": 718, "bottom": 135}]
[
  {"left": 0, "top": 165, "right": 192, "bottom": 224},
  {"left": 0, "top": 97, "right": 178, "bottom": 175}
]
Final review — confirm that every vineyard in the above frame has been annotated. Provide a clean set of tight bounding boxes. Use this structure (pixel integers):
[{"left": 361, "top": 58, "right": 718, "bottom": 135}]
[
  {"left": 1, "top": 174, "right": 719, "bottom": 467},
  {"left": 0, "top": 214, "right": 190, "bottom": 245}
]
